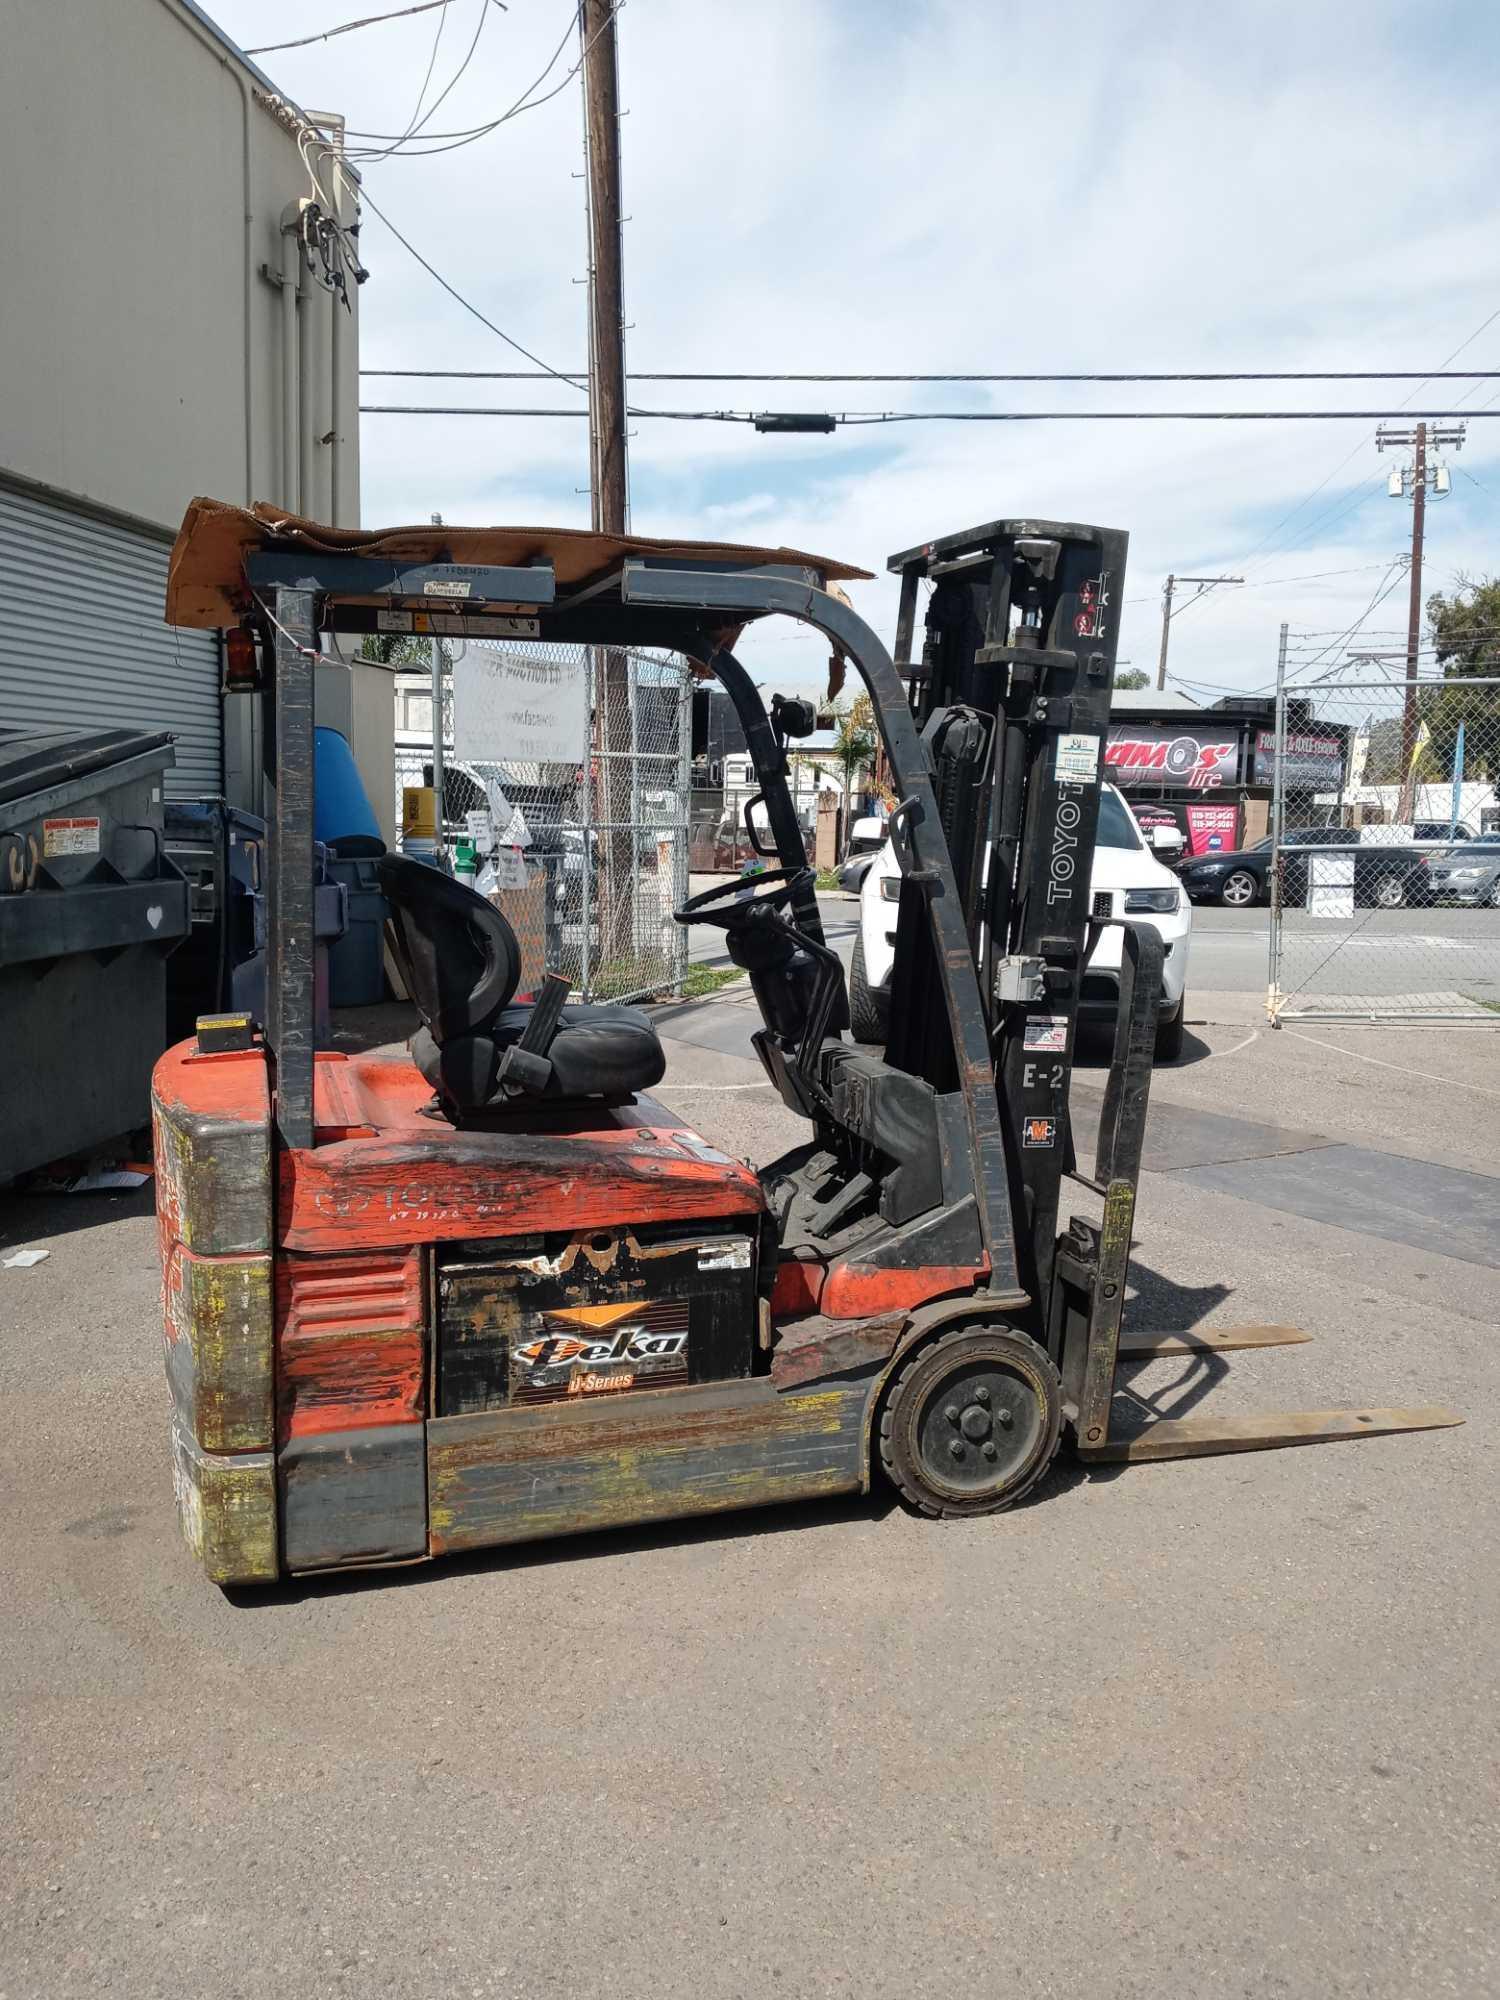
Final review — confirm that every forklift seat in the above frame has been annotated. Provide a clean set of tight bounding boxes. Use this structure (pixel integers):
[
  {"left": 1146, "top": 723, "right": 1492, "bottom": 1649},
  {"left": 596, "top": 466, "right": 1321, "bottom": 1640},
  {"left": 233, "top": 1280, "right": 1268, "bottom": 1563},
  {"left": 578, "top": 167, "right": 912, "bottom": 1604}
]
[{"left": 377, "top": 855, "right": 665, "bottom": 1111}]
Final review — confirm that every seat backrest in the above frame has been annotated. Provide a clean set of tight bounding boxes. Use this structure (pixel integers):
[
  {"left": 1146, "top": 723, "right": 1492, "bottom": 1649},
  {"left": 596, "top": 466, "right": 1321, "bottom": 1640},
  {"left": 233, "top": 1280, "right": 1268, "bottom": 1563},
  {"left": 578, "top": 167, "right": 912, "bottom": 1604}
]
[{"left": 377, "top": 855, "right": 521, "bottom": 1042}]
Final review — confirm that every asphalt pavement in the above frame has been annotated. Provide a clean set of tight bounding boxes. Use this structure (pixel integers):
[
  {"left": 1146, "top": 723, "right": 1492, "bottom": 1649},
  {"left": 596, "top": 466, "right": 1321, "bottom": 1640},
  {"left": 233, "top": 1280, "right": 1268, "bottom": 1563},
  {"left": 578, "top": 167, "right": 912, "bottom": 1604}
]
[{"left": 2, "top": 993, "right": 1496, "bottom": 1998}]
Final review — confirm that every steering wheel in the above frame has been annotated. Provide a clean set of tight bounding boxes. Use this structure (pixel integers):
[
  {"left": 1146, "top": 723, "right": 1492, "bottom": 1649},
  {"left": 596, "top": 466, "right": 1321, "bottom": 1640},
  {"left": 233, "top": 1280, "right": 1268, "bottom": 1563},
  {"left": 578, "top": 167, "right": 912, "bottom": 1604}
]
[{"left": 672, "top": 865, "right": 813, "bottom": 930}]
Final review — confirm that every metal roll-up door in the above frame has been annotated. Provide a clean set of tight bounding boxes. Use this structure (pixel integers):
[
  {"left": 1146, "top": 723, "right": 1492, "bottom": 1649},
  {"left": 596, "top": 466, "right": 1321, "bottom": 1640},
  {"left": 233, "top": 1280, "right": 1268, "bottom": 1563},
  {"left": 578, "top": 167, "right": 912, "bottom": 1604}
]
[{"left": 0, "top": 481, "right": 222, "bottom": 797}]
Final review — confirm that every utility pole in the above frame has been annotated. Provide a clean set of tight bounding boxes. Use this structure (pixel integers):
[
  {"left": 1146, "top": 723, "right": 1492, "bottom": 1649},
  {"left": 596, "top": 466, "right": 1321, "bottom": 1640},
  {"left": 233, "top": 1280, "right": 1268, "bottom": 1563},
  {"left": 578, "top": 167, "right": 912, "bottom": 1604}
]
[
  {"left": 1155, "top": 573, "right": 1243, "bottom": 688},
  {"left": 1378, "top": 420, "right": 1465, "bottom": 819},
  {"left": 579, "top": 1, "right": 632, "bottom": 973},
  {"left": 429, "top": 510, "right": 446, "bottom": 865},
  {"left": 581, "top": 0, "right": 627, "bottom": 534}
]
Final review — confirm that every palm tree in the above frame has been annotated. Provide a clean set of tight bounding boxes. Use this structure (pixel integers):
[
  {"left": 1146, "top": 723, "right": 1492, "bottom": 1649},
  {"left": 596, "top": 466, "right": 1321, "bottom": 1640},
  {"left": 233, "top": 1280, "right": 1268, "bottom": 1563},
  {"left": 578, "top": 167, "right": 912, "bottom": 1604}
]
[{"left": 831, "top": 694, "right": 877, "bottom": 857}]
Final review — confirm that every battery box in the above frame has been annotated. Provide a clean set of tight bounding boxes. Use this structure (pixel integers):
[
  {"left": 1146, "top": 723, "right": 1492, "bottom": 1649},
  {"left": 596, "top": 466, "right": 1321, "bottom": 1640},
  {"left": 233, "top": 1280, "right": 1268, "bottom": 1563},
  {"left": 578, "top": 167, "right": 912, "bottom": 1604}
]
[{"left": 436, "top": 1218, "right": 760, "bottom": 1415}]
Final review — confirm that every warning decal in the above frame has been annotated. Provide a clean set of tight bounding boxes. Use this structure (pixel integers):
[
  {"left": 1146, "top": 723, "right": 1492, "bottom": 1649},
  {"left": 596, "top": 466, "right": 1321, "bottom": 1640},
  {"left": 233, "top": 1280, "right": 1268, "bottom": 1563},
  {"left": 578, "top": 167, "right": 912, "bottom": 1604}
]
[
  {"left": 43, "top": 817, "right": 100, "bottom": 857},
  {"left": 1023, "top": 1016, "right": 1069, "bottom": 1053},
  {"left": 1054, "top": 734, "right": 1100, "bottom": 785}
]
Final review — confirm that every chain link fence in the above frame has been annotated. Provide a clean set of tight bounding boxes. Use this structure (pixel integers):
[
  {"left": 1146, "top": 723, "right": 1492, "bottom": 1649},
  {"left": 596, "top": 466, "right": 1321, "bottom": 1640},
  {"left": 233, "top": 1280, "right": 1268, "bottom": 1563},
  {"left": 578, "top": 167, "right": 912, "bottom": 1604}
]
[
  {"left": 395, "top": 641, "right": 691, "bottom": 1004},
  {"left": 1268, "top": 673, "right": 1500, "bottom": 1022}
]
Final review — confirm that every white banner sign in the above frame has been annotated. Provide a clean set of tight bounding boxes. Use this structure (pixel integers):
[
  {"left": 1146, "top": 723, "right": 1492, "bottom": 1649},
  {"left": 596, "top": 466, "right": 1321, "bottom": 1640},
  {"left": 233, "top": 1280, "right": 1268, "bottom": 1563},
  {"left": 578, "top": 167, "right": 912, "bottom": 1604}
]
[{"left": 454, "top": 646, "right": 589, "bottom": 766}]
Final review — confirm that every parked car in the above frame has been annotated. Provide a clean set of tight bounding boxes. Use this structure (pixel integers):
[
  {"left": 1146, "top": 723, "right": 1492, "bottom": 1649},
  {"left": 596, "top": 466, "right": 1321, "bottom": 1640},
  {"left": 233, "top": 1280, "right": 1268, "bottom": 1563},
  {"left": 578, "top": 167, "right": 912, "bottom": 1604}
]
[
  {"left": 1416, "top": 841, "right": 1500, "bottom": 908},
  {"left": 1129, "top": 802, "right": 1186, "bottom": 865},
  {"left": 1180, "top": 825, "right": 1471, "bottom": 911},
  {"left": 836, "top": 814, "right": 887, "bottom": 893},
  {"left": 850, "top": 784, "right": 1192, "bottom": 1061}
]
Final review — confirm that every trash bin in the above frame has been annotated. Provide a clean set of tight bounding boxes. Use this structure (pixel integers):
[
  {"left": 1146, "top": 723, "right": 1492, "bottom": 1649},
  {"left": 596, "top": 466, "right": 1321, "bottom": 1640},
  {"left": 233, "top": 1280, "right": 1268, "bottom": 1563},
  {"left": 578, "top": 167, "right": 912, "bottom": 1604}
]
[
  {"left": 326, "top": 855, "right": 387, "bottom": 1006},
  {"left": 164, "top": 801, "right": 346, "bottom": 1044},
  {"left": 0, "top": 726, "right": 190, "bottom": 1179}
]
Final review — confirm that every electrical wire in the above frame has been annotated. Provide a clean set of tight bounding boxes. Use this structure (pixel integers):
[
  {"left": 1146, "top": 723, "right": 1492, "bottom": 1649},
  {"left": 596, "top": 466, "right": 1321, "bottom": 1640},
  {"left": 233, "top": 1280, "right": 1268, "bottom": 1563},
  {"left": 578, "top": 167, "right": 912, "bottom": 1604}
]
[
  {"left": 1165, "top": 303, "right": 1500, "bottom": 607},
  {"left": 351, "top": 0, "right": 498, "bottom": 164},
  {"left": 246, "top": 0, "right": 456, "bottom": 56},
  {"left": 357, "top": 366, "right": 1500, "bottom": 383},
  {"left": 357, "top": 403, "right": 1500, "bottom": 423},
  {"left": 353, "top": 0, "right": 452, "bottom": 166},
  {"left": 340, "top": 3, "right": 621, "bottom": 162},
  {"left": 351, "top": 187, "right": 588, "bottom": 396}
]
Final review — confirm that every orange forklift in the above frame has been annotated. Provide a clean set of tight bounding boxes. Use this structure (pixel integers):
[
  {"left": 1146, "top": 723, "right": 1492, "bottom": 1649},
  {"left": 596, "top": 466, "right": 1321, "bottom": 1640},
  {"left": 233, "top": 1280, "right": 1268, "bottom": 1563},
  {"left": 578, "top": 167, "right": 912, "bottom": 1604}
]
[{"left": 153, "top": 498, "right": 1458, "bottom": 1585}]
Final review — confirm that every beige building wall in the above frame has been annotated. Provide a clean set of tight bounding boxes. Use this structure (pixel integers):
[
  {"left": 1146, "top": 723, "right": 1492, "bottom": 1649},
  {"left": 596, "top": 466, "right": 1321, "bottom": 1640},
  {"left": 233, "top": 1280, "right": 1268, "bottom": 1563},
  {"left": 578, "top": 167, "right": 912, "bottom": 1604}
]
[{"left": 0, "top": 0, "right": 393, "bottom": 834}]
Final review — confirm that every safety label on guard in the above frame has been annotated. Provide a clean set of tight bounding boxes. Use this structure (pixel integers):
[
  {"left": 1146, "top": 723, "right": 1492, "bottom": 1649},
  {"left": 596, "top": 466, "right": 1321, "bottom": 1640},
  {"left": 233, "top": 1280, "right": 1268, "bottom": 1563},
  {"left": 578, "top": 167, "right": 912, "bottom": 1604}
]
[
  {"left": 423, "top": 577, "right": 472, "bottom": 598},
  {"left": 1021, "top": 1116, "right": 1058, "bottom": 1149},
  {"left": 1023, "top": 1015, "right": 1068, "bottom": 1053},
  {"left": 1054, "top": 734, "right": 1100, "bottom": 785},
  {"left": 42, "top": 816, "right": 100, "bottom": 857}
]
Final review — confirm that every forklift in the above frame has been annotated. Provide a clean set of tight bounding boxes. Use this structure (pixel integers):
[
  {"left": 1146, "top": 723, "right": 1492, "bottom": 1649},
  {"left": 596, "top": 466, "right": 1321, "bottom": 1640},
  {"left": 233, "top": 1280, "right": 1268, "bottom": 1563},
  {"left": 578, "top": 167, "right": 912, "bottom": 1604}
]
[{"left": 154, "top": 498, "right": 1459, "bottom": 1584}]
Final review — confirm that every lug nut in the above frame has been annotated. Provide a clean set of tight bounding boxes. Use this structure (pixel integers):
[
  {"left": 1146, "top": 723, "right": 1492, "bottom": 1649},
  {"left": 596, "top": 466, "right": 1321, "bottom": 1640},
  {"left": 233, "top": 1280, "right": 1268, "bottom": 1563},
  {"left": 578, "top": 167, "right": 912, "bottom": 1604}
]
[
  {"left": 949, "top": 1439, "right": 965, "bottom": 1459},
  {"left": 973, "top": 1385, "right": 991, "bottom": 1405},
  {"left": 996, "top": 1407, "right": 1014, "bottom": 1428},
  {"left": 944, "top": 1404, "right": 960, "bottom": 1424},
  {"left": 982, "top": 1441, "right": 999, "bottom": 1460}
]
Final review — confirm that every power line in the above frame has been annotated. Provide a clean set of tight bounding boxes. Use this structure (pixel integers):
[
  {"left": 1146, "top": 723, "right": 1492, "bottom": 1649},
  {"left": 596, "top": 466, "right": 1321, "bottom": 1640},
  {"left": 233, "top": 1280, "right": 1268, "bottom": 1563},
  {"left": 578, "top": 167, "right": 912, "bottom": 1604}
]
[
  {"left": 358, "top": 402, "right": 1500, "bottom": 423},
  {"left": 353, "top": 188, "right": 589, "bottom": 396},
  {"left": 356, "top": 366, "right": 1500, "bottom": 384},
  {"left": 245, "top": 0, "right": 461, "bottom": 56},
  {"left": 1168, "top": 303, "right": 1500, "bottom": 604},
  {"left": 340, "top": 3, "right": 621, "bottom": 161}
]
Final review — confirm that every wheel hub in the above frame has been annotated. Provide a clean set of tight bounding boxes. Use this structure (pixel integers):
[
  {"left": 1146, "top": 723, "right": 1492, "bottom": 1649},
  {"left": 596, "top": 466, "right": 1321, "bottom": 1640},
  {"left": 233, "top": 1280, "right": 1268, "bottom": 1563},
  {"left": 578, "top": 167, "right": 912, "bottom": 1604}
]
[{"left": 918, "top": 1361, "right": 1042, "bottom": 1495}]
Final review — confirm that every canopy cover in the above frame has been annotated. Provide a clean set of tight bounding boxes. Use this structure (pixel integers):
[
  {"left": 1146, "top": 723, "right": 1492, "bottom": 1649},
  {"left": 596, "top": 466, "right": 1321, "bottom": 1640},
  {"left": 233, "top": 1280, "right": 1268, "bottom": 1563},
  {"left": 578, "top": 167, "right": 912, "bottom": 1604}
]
[{"left": 165, "top": 497, "right": 871, "bottom": 631}]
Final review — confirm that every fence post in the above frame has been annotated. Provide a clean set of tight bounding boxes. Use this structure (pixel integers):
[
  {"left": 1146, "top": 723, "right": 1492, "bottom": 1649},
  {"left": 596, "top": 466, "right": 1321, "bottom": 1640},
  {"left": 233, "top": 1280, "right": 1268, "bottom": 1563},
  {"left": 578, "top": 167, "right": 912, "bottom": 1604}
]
[{"left": 1267, "top": 621, "right": 1289, "bottom": 1024}]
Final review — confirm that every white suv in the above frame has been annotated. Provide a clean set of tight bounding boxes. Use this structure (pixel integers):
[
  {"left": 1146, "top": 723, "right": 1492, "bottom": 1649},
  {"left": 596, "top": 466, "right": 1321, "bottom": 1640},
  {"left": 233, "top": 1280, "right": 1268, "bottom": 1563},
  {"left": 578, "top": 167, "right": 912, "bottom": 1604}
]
[{"left": 849, "top": 784, "right": 1193, "bottom": 1061}]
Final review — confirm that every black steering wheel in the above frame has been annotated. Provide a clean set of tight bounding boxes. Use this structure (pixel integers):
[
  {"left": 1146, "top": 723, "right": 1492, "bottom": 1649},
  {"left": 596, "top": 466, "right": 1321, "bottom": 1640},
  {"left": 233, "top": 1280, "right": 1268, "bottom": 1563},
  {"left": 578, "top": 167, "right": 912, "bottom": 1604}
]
[{"left": 672, "top": 865, "right": 813, "bottom": 930}]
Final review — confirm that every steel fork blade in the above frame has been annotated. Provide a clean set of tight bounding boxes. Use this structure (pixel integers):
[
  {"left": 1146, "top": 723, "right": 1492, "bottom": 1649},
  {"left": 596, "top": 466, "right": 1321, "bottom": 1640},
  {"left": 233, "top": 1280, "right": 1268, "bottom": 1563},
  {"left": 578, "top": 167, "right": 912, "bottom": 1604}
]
[
  {"left": 1115, "top": 1324, "right": 1312, "bottom": 1358},
  {"left": 1079, "top": 1405, "right": 1463, "bottom": 1463}
]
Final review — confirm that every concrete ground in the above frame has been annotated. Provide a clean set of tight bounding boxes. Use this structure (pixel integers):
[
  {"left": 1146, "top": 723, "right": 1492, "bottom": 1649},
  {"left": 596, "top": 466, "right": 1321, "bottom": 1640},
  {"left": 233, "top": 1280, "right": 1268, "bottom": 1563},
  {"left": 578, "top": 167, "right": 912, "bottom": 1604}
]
[{"left": 2, "top": 993, "right": 1496, "bottom": 1996}]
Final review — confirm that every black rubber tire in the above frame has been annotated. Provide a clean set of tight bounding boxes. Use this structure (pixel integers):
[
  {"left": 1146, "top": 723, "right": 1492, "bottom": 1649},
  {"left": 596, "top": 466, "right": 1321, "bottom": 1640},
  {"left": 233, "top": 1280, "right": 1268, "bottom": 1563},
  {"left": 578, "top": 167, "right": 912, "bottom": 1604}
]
[
  {"left": 878, "top": 1324, "right": 1063, "bottom": 1519},
  {"left": 1220, "top": 868, "right": 1260, "bottom": 908},
  {"left": 1154, "top": 995, "right": 1186, "bottom": 1063},
  {"left": 847, "top": 931, "right": 889, "bottom": 1044}
]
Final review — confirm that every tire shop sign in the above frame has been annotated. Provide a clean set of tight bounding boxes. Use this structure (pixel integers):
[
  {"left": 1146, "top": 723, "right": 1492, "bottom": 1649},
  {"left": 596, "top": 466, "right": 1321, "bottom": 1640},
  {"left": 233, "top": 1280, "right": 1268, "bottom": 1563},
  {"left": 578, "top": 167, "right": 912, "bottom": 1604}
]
[
  {"left": 1251, "top": 728, "right": 1346, "bottom": 788},
  {"left": 1103, "top": 725, "right": 1241, "bottom": 792}
]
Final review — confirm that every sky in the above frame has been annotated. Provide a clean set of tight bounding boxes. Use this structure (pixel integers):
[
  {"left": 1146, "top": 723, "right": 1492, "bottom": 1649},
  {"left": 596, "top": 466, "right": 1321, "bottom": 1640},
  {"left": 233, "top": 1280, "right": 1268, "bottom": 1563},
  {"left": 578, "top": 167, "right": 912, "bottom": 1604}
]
[{"left": 211, "top": 0, "right": 1500, "bottom": 707}]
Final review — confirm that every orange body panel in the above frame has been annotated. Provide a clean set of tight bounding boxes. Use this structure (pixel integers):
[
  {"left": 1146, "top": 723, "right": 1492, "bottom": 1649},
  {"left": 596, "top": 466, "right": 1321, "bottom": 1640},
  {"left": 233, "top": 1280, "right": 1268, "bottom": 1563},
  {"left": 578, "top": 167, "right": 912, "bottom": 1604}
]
[
  {"left": 816, "top": 1259, "right": 987, "bottom": 1320},
  {"left": 275, "top": 1248, "right": 425, "bottom": 1442},
  {"left": 276, "top": 1054, "right": 764, "bottom": 1253}
]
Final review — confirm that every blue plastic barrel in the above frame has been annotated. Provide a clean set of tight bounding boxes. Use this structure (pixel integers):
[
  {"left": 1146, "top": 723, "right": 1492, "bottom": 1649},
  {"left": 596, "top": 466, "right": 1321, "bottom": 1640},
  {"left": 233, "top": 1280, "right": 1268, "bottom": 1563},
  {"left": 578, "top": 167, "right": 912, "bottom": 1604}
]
[{"left": 314, "top": 727, "right": 384, "bottom": 855}]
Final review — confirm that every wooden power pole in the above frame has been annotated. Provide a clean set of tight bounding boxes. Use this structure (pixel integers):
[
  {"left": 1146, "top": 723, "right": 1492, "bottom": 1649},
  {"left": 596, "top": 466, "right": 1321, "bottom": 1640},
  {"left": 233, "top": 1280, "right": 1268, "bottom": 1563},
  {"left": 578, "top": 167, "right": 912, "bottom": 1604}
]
[
  {"left": 581, "top": 0, "right": 627, "bottom": 534},
  {"left": 1378, "top": 419, "right": 1465, "bottom": 819},
  {"left": 580, "top": 1, "right": 633, "bottom": 974}
]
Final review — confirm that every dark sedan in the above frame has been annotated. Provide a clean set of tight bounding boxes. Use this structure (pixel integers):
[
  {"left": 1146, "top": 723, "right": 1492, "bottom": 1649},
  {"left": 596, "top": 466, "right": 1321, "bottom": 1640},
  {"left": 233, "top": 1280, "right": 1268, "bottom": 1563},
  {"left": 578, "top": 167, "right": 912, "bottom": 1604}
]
[{"left": 1179, "top": 828, "right": 1440, "bottom": 910}]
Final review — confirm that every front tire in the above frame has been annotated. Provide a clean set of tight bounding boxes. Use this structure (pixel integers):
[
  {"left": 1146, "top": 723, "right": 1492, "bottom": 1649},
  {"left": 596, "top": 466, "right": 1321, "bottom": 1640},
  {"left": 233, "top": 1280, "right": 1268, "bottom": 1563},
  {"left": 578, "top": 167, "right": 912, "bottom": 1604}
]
[
  {"left": 1154, "top": 995, "right": 1186, "bottom": 1063},
  {"left": 1373, "top": 874, "right": 1406, "bottom": 910},
  {"left": 1220, "top": 868, "right": 1259, "bottom": 908},
  {"left": 879, "top": 1325, "right": 1062, "bottom": 1518},
  {"left": 848, "top": 932, "right": 889, "bottom": 1044}
]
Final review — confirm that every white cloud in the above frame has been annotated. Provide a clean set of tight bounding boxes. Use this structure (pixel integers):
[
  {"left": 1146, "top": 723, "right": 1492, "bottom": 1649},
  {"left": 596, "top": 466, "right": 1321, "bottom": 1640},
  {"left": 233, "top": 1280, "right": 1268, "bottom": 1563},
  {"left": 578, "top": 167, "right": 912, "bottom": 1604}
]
[{"left": 215, "top": 0, "right": 1500, "bottom": 700}]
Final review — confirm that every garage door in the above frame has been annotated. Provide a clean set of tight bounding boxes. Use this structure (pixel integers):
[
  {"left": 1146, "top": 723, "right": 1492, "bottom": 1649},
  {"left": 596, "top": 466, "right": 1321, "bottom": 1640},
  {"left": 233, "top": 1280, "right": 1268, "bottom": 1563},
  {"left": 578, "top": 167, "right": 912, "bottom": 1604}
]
[{"left": 0, "top": 480, "right": 221, "bottom": 796}]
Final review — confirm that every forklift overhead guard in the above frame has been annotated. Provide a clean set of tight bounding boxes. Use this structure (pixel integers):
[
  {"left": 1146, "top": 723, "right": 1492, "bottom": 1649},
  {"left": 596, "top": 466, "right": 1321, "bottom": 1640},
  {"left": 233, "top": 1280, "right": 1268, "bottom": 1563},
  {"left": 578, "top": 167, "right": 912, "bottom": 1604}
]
[{"left": 152, "top": 502, "right": 1461, "bottom": 1586}]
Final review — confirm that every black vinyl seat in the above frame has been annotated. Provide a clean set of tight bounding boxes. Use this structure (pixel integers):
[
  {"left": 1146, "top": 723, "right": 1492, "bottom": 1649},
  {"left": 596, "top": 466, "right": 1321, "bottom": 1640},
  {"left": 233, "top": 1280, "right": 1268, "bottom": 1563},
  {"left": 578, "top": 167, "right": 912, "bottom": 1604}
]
[{"left": 377, "top": 855, "right": 665, "bottom": 1113}]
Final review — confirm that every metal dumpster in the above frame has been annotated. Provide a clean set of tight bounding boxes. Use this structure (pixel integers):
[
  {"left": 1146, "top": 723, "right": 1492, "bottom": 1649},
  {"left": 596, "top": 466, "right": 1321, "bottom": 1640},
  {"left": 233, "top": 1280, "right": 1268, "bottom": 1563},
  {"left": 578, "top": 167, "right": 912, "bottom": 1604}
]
[
  {"left": 163, "top": 801, "right": 345, "bottom": 1045},
  {"left": 0, "top": 727, "right": 189, "bottom": 1179}
]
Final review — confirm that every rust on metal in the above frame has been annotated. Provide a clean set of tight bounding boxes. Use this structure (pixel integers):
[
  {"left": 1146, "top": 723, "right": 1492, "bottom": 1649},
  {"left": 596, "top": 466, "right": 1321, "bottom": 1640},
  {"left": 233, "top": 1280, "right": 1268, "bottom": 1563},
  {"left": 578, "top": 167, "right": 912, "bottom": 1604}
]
[
  {"left": 275, "top": 1247, "right": 425, "bottom": 1441},
  {"left": 427, "top": 1375, "right": 867, "bottom": 1553},
  {"left": 163, "top": 1245, "right": 274, "bottom": 1453},
  {"left": 770, "top": 1310, "right": 907, "bottom": 1389}
]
